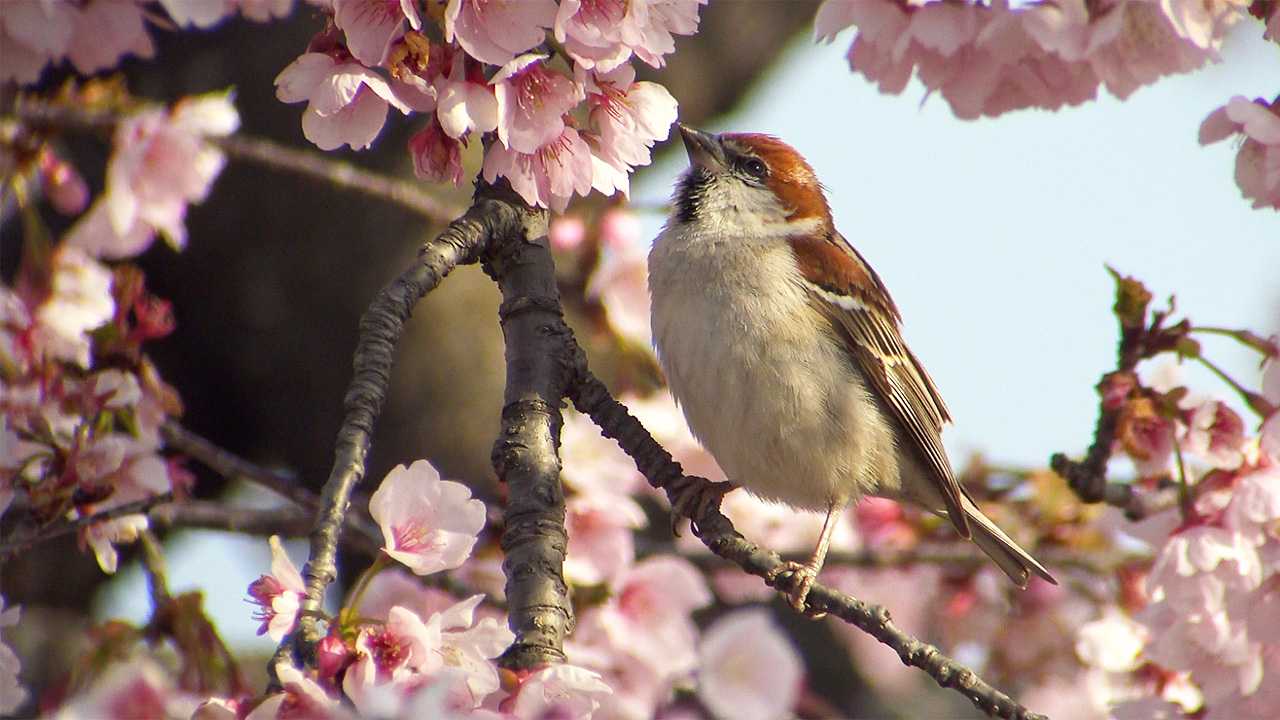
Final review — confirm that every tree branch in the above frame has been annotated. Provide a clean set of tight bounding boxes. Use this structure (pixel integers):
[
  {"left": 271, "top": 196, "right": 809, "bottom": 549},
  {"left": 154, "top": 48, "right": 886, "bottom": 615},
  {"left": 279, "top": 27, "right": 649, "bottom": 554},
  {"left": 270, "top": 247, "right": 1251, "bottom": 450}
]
[
  {"left": 479, "top": 183, "right": 573, "bottom": 669},
  {"left": 283, "top": 183, "right": 505, "bottom": 671},
  {"left": 0, "top": 492, "right": 174, "bottom": 561},
  {"left": 568, "top": 370, "right": 1046, "bottom": 720}
]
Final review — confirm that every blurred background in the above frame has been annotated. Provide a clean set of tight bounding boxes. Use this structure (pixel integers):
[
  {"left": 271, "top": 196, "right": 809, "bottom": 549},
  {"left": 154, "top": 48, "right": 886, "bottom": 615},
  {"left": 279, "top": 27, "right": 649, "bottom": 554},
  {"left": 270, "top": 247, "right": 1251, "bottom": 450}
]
[{"left": 2, "top": 1, "right": 1277, "bottom": 717}]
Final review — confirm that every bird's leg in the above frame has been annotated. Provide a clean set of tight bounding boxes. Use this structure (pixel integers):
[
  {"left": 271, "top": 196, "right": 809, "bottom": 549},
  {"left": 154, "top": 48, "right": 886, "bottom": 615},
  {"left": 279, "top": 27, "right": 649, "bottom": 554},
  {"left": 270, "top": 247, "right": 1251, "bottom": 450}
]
[
  {"left": 668, "top": 475, "right": 736, "bottom": 537},
  {"left": 768, "top": 501, "right": 841, "bottom": 617}
]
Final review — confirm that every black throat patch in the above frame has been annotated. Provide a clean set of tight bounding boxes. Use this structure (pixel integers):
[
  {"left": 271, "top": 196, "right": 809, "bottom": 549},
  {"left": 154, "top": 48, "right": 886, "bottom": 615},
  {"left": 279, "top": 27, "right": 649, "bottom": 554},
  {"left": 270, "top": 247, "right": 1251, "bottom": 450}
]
[{"left": 674, "top": 168, "right": 712, "bottom": 224}]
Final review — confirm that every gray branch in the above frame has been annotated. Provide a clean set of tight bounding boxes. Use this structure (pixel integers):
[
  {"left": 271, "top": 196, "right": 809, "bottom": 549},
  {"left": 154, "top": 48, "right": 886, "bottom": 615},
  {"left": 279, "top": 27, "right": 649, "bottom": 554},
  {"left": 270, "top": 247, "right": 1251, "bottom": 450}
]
[
  {"left": 479, "top": 184, "right": 573, "bottom": 669},
  {"left": 568, "top": 370, "right": 1046, "bottom": 720}
]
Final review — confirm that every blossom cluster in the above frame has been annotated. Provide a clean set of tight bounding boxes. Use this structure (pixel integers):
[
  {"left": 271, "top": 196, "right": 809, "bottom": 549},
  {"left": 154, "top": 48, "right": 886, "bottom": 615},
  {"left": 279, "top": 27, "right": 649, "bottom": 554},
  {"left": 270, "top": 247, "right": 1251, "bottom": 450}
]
[
  {"left": 1064, "top": 355, "right": 1280, "bottom": 718},
  {"left": 815, "top": 0, "right": 1267, "bottom": 119},
  {"left": 1200, "top": 95, "right": 1280, "bottom": 211},
  {"left": 0, "top": 0, "right": 302, "bottom": 86},
  {"left": 272, "top": 0, "right": 694, "bottom": 211}
]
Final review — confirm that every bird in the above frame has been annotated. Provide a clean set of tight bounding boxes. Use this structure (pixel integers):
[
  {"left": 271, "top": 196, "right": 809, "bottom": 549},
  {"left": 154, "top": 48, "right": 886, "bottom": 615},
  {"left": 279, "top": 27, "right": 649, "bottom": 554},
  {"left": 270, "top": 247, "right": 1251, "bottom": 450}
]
[{"left": 647, "top": 125, "right": 1056, "bottom": 613}]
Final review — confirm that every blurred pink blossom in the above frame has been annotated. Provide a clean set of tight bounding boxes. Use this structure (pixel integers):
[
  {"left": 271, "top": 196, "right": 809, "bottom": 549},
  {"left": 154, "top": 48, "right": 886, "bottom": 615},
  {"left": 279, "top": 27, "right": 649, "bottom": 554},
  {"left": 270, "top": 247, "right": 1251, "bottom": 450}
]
[
  {"left": 0, "top": 0, "right": 76, "bottom": 85},
  {"left": 697, "top": 609, "right": 802, "bottom": 720},
  {"left": 444, "top": 0, "right": 558, "bottom": 66},
  {"left": 1185, "top": 400, "right": 1246, "bottom": 470},
  {"left": 53, "top": 657, "right": 199, "bottom": 719},
  {"left": 250, "top": 662, "right": 343, "bottom": 720},
  {"left": 1200, "top": 96, "right": 1280, "bottom": 210},
  {"left": 595, "top": 556, "right": 711, "bottom": 676},
  {"left": 565, "top": 491, "right": 647, "bottom": 586},
  {"left": 509, "top": 664, "right": 612, "bottom": 720},
  {"left": 158, "top": 0, "right": 237, "bottom": 28},
  {"left": 67, "top": 92, "right": 239, "bottom": 258},
  {"left": 275, "top": 52, "right": 415, "bottom": 151},
  {"left": 33, "top": 247, "right": 114, "bottom": 368},
  {"left": 0, "top": 596, "right": 26, "bottom": 716},
  {"left": 549, "top": 215, "right": 587, "bottom": 251},
  {"left": 493, "top": 54, "right": 583, "bottom": 154},
  {"left": 587, "top": 241, "right": 650, "bottom": 347},
  {"left": 1085, "top": 0, "right": 1212, "bottom": 100},
  {"left": 368, "top": 459, "right": 488, "bottom": 575},
  {"left": 68, "top": 0, "right": 155, "bottom": 76},
  {"left": 1159, "top": 0, "right": 1249, "bottom": 50},
  {"left": 482, "top": 126, "right": 595, "bottom": 212},
  {"left": 335, "top": 0, "right": 421, "bottom": 66},
  {"left": 247, "top": 535, "right": 306, "bottom": 642}
]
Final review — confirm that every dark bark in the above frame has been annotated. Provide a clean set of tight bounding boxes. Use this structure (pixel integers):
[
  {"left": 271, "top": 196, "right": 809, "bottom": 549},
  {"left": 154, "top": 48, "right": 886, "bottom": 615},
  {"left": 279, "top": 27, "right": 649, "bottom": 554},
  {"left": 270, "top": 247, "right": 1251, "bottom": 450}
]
[{"left": 480, "top": 184, "right": 575, "bottom": 668}]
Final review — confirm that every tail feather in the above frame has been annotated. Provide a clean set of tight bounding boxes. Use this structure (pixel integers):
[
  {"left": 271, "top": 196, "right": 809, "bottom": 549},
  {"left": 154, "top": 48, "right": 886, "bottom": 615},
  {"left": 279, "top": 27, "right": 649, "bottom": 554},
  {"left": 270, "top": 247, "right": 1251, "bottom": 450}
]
[{"left": 961, "top": 495, "right": 1056, "bottom": 587}]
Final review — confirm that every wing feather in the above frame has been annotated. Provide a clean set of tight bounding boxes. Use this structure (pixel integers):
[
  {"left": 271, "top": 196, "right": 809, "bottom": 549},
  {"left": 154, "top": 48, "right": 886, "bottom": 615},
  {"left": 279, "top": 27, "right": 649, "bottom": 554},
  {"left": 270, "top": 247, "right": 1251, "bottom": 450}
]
[{"left": 791, "top": 232, "right": 970, "bottom": 538}]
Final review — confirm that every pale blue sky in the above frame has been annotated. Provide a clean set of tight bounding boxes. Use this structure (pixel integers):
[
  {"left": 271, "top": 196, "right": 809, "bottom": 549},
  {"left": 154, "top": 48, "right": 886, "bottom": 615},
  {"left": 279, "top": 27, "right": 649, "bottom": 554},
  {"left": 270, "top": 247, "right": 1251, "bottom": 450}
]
[{"left": 101, "top": 24, "right": 1279, "bottom": 651}]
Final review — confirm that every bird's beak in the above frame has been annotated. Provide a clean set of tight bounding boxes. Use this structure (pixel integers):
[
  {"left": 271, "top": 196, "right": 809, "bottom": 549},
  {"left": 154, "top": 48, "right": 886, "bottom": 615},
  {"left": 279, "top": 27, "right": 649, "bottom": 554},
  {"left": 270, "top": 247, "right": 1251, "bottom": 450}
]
[{"left": 679, "top": 124, "right": 727, "bottom": 173}]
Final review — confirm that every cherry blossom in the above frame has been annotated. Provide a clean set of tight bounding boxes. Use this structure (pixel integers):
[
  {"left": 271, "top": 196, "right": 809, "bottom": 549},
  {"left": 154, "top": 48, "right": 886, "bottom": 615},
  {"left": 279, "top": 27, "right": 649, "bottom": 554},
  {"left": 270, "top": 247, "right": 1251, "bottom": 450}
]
[
  {"left": 554, "top": 0, "right": 635, "bottom": 72},
  {"left": 482, "top": 126, "right": 595, "bottom": 212},
  {"left": 409, "top": 119, "right": 466, "bottom": 185},
  {"left": 1185, "top": 400, "right": 1246, "bottom": 470},
  {"left": 1200, "top": 95, "right": 1280, "bottom": 210},
  {"left": 493, "top": 55, "right": 584, "bottom": 154},
  {"left": 335, "top": 0, "right": 421, "bottom": 66},
  {"left": 368, "top": 459, "right": 488, "bottom": 575},
  {"left": 584, "top": 65, "right": 678, "bottom": 187},
  {"left": 0, "top": 596, "right": 26, "bottom": 716},
  {"left": 65, "top": 92, "right": 239, "bottom": 258},
  {"left": 435, "top": 53, "right": 500, "bottom": 140},
  {"left": 444, "top": 0, "right": 558, "bottom": 67},
  {"left": 697, "top": 609, "right": 802, "bottom": 720},
  {"left": 509, "top": 663, "right": 613, "bottom": 720},
  {"left": 247, "top": 535, "right": 307, "bottom": 642},
  {"left": 275, "top": 52, "right": 416, "bottom": 151}
]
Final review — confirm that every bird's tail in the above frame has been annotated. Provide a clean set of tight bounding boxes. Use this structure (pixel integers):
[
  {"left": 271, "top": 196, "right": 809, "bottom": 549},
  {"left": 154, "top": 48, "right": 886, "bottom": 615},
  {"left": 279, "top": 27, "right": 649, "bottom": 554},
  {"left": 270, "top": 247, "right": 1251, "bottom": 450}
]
[{"left": 961, "top": 494, "right": 1056, "bottom": 587}]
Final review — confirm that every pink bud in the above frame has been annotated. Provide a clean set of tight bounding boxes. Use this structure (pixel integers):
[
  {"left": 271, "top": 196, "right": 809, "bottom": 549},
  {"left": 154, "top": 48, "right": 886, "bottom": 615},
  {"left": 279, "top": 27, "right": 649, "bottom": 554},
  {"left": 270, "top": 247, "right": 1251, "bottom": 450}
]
[
  {"left": 316, "top": 633, "right": 351, "bottom": 681},
  {"left": 40, "top": 152, "right": 89, "bottom": 216}
]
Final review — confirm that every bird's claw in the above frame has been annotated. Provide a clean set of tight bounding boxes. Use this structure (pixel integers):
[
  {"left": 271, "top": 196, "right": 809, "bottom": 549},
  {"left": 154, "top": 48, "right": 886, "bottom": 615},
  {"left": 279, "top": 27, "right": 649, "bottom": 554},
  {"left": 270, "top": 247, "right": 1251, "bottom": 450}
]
[
  {"left": 766, "top": 561, "right": 827, "bottom": 619},
  {"left": 668, "top": 477, "right": 735, "bottom": 537}
]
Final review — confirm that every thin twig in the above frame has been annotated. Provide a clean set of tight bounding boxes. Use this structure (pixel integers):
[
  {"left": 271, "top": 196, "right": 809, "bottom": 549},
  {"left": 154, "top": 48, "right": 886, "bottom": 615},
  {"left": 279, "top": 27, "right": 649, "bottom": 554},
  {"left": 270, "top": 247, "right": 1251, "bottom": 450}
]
[
  {"left": 161, "top": 422, "right": 311, "bottom": 509},
  {"left": 217, "top": 135, "right": 463, "bottom": 222},
  {"left": 4, "top": 96, "right": 461, "bottom": 223},
  {"left": 568, "top": 369, "right": 1045, "bottom": 720},
  {"left": 0, "top": 492, "right": 174, "bottom": 561}
]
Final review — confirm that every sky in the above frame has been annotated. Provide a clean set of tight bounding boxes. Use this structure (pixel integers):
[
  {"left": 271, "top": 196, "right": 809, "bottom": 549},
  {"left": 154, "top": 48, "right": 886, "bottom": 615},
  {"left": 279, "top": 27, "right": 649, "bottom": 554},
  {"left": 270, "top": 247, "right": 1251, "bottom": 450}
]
[{"left": 100, "top": 22, "right": 1280, "bottom": 652}]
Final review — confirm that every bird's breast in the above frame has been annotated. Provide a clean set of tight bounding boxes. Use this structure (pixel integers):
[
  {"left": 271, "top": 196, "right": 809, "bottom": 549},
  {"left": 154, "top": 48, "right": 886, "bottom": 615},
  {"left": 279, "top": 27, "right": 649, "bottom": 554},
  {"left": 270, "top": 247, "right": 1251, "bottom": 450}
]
[{"left": 648, "top": 227, "right": 896, "bottom": 510}]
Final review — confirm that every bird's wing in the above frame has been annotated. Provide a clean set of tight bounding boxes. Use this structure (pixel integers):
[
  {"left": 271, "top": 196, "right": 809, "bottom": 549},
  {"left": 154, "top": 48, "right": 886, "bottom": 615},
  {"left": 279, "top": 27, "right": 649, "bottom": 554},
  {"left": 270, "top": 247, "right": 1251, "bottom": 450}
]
[{"left": 787, "top": 230, "right": 969, "bottom": 538}]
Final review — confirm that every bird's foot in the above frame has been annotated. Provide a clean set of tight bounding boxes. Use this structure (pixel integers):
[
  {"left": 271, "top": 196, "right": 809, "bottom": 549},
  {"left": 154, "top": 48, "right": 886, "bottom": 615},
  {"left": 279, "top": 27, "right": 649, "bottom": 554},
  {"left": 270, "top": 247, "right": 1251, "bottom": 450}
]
[
  {"left": 668, "top": 476, "right": 735, "bottom": 537},
  {"left": 766, "top": 561, "right": 827, "bottom": 619}
]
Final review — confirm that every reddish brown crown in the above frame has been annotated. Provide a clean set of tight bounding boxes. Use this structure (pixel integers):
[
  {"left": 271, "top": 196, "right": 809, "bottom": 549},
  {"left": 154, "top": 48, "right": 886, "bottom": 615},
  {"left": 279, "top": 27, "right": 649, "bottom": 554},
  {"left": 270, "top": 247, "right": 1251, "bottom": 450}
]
[{"left": 722, "top": 133, "right": 831, "bottom": 225}]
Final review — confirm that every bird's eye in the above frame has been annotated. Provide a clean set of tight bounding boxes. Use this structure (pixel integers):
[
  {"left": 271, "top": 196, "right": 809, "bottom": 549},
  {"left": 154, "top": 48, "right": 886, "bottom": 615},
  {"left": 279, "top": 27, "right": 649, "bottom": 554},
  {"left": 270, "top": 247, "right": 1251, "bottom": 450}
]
[{"left": 741, "top": 157, "right": 768, "bottom": 179}]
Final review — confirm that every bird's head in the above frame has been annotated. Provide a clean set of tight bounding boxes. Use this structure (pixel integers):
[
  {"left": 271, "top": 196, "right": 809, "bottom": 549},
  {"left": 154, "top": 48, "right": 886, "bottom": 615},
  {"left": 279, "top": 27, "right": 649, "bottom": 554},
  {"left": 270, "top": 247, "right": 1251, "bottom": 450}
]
[{"left": 671, "top": 125, "right": 832, "bottom": 237}]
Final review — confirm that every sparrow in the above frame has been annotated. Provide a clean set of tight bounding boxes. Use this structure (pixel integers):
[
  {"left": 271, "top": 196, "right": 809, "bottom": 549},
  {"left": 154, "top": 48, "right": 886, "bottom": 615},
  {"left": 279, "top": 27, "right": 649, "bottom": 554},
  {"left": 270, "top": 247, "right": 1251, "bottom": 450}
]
[{"left": 648, "top": 125, "right": 1056, "bottom": 613}]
